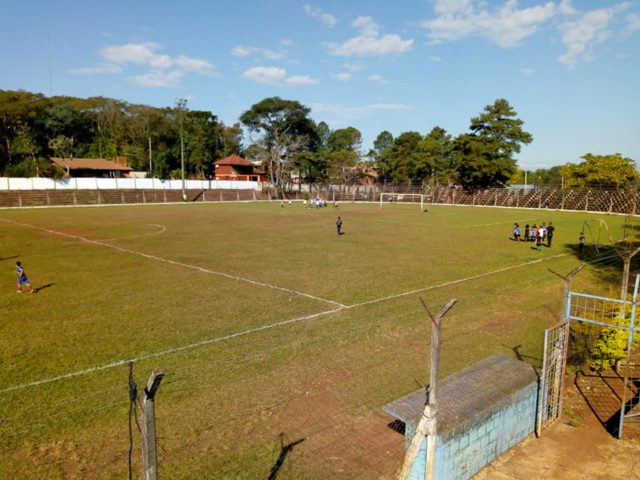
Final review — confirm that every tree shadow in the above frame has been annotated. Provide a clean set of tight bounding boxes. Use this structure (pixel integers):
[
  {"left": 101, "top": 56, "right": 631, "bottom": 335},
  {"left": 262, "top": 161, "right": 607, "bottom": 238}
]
[
  {"left": 267, "top": 435, "right": 305, "bottom": 480},
  {"left": 573, "top": 369, "right": 639, "bottom": 437},
  {"left": 564, "top": 243, "right": 627, "bottom": 286},
  {"left": 34, "top": 283, "right": 55, "bottom": 294}
]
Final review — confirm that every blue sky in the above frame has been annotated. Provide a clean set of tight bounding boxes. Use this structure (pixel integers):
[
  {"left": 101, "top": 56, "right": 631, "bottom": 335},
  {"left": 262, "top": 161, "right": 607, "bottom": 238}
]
[{"left": 1, "top": 0, "right": 639, "bottom": 169}]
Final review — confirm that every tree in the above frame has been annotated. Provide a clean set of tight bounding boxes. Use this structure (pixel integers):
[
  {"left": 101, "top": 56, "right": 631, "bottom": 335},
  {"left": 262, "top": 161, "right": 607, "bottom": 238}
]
[
  {"left": 240, "top": 97, "right": 317, "bottom": 192},
  {"left": 48, "top": 134, "right": 74, "bottom": 160},
  {"left": 368, "top": 130, "right": 394, "bottom": 182},
  {"left": 561, "top": 153, "right": 639, "bottom": 190},
  {"left": 413, "top": 126, "right": 454, "bottom": 185},
  {"left": 454, "top": 99, "right": 532, "bottom": 189},
  {"left": 379, "top": 131, "right": 422, "bottom": 183},
  {"left": 11, "top": 122, "right": 41, "bottom": 176},
  {"left": 325, "top": 127, "right": 361, "bottom": 183}
]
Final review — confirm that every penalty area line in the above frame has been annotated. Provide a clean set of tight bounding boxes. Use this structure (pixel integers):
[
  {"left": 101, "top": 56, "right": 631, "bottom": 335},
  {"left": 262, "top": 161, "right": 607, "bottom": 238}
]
[{"left": 0, "top": 218, "right": 345, "bottom": 309}]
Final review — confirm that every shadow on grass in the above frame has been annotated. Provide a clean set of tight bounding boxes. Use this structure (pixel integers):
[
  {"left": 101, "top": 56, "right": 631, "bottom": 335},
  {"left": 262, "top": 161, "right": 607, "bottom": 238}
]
[
  {"left": 267, "top": 435, "right": 305, "bottom": 480},
  {"left": 503, "top": 344, "right": 543, "bottom": 369},
  {"left": 34, "top": 283, "right": 55, "bottom": 294},
  {"left": 0, "top": 255, "right": 19, "bottom": 261}
]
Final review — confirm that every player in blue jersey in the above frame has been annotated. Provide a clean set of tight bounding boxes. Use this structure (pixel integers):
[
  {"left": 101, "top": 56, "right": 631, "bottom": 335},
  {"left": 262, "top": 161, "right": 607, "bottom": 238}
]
[{"left": 16, "top": 261, "right": 34, "bottom": 293}]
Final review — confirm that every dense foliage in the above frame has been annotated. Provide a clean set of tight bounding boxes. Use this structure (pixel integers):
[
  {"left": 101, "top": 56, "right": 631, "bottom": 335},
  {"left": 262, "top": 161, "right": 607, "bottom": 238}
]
[
  {"left": 0, "top": 90, "right": 241, "bottom": 179},
  {"left": 371, "top": 99, "right": 533, "bottom": 189},
  {"left": 2, "top": 90, "right": 634, "bottom": 190}
]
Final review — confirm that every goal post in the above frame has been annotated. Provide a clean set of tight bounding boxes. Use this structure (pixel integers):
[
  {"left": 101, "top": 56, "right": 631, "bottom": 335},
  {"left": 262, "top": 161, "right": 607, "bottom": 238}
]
[{"left": 379, "top": 192, "right": 425, "bottom": 211}]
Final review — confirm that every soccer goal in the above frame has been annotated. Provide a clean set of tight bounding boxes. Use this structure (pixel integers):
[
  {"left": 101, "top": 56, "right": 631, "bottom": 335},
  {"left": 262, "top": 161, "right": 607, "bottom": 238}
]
[{"left": 379, "top": 192, "right": 425, "bottom": 211}]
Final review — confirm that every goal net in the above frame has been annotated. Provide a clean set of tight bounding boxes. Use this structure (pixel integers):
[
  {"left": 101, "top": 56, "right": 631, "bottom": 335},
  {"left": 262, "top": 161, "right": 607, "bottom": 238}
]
[{"left": 379, "top": 192, "right": 424, "bottom": 211}]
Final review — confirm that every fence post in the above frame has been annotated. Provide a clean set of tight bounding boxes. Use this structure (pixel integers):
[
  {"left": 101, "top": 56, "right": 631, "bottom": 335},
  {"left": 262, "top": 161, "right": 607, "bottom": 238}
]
[
  {"left": 141, "top": 369, "right": 164, "bottom": 480},
  {"left": 398, "top": 298, "right": 457, "bottom": 480}
]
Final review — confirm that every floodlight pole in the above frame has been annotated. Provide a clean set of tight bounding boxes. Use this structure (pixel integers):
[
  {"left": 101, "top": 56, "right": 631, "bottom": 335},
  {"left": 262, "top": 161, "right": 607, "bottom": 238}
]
[
  {"left": 141, "top": 369, "right": 165, "bottom": 480},
  {"left": 397, "top": 298, "right": 457, "bottom": 480},
  {"left": 176, "top": 98, "right": 187, "bottom": 201}
]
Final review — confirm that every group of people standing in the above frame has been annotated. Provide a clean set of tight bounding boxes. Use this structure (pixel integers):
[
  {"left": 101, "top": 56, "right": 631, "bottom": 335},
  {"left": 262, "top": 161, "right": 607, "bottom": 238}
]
[{"left": 513, "top": 222, "right": 555, "bottom": 251}]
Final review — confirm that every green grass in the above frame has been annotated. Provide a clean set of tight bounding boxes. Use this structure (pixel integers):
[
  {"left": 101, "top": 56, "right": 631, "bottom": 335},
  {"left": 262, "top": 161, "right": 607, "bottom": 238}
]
[{"left": 0, "top": 201, "right": 630, "bottom": 479}]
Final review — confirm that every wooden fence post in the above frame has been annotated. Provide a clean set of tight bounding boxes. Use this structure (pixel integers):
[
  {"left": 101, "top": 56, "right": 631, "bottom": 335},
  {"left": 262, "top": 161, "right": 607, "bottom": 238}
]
[{"left": 141, "top": 369, "right": 165, "bottom": 480}]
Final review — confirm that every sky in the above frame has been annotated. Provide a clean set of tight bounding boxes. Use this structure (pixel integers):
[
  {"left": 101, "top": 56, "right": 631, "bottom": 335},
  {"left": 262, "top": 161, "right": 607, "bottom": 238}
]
[{"left": 1, "top": 0, "right": 639, "bottom": 170}]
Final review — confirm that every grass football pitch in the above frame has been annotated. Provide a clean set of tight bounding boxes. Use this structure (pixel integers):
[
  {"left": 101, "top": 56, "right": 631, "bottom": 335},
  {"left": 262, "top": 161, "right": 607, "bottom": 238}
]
[{"left": 0, "top": 201, "right": 631, "bottom": 479}]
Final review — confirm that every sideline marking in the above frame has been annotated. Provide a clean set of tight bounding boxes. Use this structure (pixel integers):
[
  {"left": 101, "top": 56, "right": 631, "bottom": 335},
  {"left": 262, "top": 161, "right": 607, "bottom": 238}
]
[
  {"left": 0, "top": 245, "right": 573, "bottom": 394},
  {"left": 347, "top": 252, "right": 571, "bottom": 309},
  {"left": 0, "top": 218, "right": 345, "bottom": 308},
  {"left": 0, "top": 307, "right": 344, "bottom": 394}
]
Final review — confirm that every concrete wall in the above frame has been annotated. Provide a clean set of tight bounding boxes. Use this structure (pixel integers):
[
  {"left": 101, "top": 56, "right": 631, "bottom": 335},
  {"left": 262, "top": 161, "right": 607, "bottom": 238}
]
[
  {"left": 407, "top": 381, "right": 538, "bottom": 480},
  {"left": 0, "top": 177, "right": 260, "bottom": 191}
]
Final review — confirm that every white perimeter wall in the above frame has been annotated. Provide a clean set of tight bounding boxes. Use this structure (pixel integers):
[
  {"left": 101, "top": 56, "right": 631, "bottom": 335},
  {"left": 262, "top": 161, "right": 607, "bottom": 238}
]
[{"left": 0, "top": 177, "right": 261, "bottom": 191}]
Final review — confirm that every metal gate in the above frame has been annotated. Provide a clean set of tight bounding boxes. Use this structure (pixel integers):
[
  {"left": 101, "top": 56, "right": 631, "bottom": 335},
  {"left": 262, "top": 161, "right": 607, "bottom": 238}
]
[{"left": 536, "top": 321, "right": 570, "bottom": 435}]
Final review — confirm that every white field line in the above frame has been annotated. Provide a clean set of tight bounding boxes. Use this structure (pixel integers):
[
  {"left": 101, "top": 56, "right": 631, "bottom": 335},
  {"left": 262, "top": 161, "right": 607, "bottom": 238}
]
[
  {"left": 346, "top": 252, "right": 571, "bottom": 309},
  {"left": 0, "top": 307, "right": 344, "bottom": 394},
  {"left": 97, "top": 223, "right": 167, "bottom": 241},
  {"left": 0, "top": 218, "right": 345, "bottom": 308},
  {"left": 0, "top": 249, "right": 572, "bottom": 394}
]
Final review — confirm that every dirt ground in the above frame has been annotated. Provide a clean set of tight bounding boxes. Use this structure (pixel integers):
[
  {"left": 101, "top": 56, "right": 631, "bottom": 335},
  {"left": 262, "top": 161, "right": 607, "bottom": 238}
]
[{"left": 474, "top": 370, "right": 640, "bottom": 480}]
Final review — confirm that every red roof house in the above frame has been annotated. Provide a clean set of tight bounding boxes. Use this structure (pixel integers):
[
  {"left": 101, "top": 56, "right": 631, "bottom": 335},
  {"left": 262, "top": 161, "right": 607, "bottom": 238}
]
[
  {"left": 50, "top": 157, "right": 133, "bottom": 178},
  {"left": 214, "top": 154, "right": 266, "bottom": 182}
]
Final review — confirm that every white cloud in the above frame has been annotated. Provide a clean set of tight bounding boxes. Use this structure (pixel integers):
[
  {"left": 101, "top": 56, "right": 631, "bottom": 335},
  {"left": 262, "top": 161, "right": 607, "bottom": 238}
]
[
  {"left": 73, "top": 42, "right": 216, "bottom": 87},
  {"left": 367, "top": 74, "right": 389, "bottom": 84},
  {"left": 331, "top": 72, "right": 352, "bottom": 81},
  {"left": 130, "top": 70, "right": 184, "bottom": 88},
  {"left": 325, "top": 16, "right": 413, "bottom": 56},
  {"left": 344, "top": 62, "right": 366, "bottom": 72},
  {"left": 68, "top": 63, "right": 122, "bottom": 75},
  {"left": 230, "top": 45, "right": 285, "bottom": 60},
  {"left": 626, "top": 13, "right": 640, "bottom": 34},
  {"left": 312, "top": 102, "right": 414, "bottom": 120},
  {"left": 281, "top": 38, "right": 294, "bottom": 47},
  {"left": 173, "top": 55, "right": 215, "bottom": 74},
  {"left": 101, "top": 42, "right": 173, "bottom": 68},
  {"left": 519, "top": 67, "right": 535, "bottom": 75},
  {"left": 242, "top": 66, "right": 319, "bottom": 86},
  {"left": 558, "top": 3, "right": 630, "bottom": 68},
  {"left": 422, "top": 0, "right": 557, "bottom": 48},
  {"left": 304, "top": 5, "right": 337, "bottom": 28},
  {"left": 429, "top": 55, "right": 442, "bottom": 62}
]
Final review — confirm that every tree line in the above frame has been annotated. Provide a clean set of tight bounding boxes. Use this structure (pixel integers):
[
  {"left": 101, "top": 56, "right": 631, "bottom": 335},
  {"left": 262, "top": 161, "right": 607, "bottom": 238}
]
[{"left": 1, "top": 89, "right": 636, "bottom": 190}]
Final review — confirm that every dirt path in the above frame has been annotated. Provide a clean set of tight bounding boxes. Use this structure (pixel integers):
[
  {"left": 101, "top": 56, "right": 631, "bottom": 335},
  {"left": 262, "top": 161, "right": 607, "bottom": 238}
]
[{"left": 474, "top": 377, "right": 640, "bottom": 480}]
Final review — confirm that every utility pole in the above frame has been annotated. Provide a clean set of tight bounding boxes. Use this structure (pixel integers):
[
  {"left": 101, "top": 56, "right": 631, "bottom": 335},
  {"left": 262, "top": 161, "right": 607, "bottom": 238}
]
[
  {"left": 175, "top": 98, "right": 188, "bottom": 201},
  {"left": 397, "top": 298, "right": 457, "bottom": 480},
  {"left": 141, "top": 369, "right": 165, "bottom": 480},
  {"left": 148, "top": 135, "right": 153, "bottom": 174}
]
